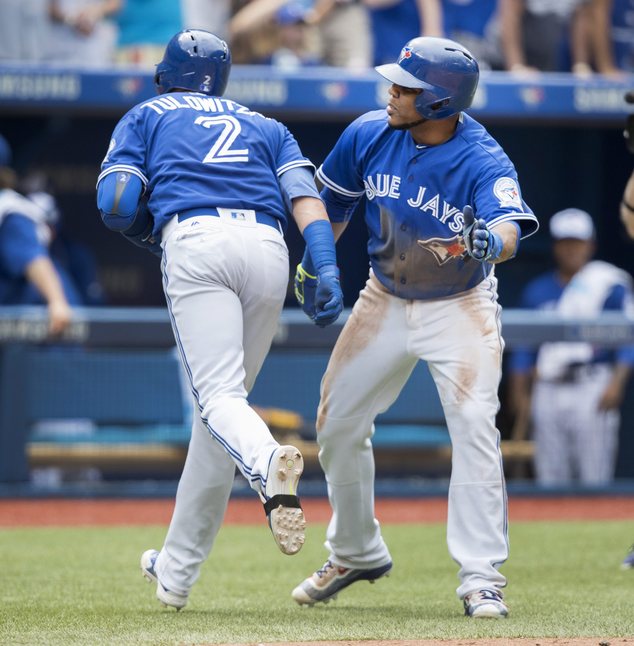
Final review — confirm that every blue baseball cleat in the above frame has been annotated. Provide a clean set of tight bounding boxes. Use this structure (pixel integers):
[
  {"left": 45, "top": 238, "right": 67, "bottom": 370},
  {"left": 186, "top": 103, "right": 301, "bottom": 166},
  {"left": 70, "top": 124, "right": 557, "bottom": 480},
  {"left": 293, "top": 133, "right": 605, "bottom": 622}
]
[
  {"left": 621, "top": 544, "right": 634, "bottom": 570},
  {"left": 292, "top": 559, "right": 393, "bottom": 605}
]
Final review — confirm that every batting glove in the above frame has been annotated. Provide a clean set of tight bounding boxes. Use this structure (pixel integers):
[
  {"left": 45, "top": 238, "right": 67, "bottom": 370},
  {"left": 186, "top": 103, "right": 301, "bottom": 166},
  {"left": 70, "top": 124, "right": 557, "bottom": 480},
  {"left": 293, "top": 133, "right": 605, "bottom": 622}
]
[
  {"left": 313, "top": 266, "right": 344, "bottom": 327},
  {"left": 294, "top": 263, "right": 318, "bottom": 320},
  {"left": 462, "top": 205, "right": 503, "bottom": 262}
]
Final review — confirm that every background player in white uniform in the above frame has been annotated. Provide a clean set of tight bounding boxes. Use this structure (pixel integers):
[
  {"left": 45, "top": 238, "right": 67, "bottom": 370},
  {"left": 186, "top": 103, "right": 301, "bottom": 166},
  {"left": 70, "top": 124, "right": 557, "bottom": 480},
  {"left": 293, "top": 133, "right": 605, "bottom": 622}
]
[
  {"left": 0, "top": 133, "right": 73, "bottom": 336},
  {"left": 96, "top": 29, "right": 343, "bottom": 610},
  {"left": 291, "top": 36, "right": 538, "bottom": 618},
  {"left": 509, "top": 208, "right": 634, "bottom": 486}
]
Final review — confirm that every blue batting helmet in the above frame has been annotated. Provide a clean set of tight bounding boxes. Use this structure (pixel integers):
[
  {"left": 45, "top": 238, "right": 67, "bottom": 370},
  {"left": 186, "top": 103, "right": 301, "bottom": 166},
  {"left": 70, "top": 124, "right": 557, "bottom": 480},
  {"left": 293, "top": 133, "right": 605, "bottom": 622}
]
[
  {"left": 375, "top": 37, "right": 479, "bottom": 120},
  {"left": 154, "top": 29, "right": 231, "bottom": 97}
]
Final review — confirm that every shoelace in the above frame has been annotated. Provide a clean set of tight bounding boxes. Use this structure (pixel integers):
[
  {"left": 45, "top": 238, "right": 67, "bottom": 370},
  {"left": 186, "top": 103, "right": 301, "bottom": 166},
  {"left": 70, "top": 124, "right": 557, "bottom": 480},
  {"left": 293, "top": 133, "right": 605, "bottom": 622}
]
[
  {"left": 315, "top": 559, "right": 344, "bottom": 579},
  {"left": 316, "top": 560, "right": 335, "bottom": 579},
  {"left": 467, "top": 589, "right": 503, "bottom": 604}
]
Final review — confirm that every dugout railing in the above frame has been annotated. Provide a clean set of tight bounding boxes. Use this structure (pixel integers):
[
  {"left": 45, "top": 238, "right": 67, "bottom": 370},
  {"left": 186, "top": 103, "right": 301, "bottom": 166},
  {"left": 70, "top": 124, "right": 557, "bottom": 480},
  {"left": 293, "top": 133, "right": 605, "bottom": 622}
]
[{"left": 1, "top": 306, "right": 633, "bottom": 484}]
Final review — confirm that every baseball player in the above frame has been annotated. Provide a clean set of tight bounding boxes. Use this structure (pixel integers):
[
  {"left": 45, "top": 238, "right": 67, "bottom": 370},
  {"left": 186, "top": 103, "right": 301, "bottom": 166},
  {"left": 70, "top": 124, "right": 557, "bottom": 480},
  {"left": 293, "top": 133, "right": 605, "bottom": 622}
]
[
  {"left": 96, "top": 29, "right": 343, "bottom": 610},
  {"left": 509, "top": 208, "right": 634, "bottom": 486},
  {"left": 0, "top": 134, "right": 74, "bottom": 335},
  {"left": 291, "top": 37, "right": 538, "bottom": 618}
]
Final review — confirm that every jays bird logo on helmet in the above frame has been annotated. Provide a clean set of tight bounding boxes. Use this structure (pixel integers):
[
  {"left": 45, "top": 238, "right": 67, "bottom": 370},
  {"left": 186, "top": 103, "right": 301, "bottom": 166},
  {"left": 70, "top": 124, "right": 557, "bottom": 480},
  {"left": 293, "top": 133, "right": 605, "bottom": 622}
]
[{"left": 399, "top": 47, "right": 413, "bottom": 62}]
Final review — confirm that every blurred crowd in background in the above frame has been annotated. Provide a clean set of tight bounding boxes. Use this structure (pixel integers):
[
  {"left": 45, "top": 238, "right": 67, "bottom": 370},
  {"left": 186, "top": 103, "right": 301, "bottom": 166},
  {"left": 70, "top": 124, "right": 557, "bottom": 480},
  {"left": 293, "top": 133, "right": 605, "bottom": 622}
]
[{"left": 0, "top": 0, "right": 633, "bottom": 75}]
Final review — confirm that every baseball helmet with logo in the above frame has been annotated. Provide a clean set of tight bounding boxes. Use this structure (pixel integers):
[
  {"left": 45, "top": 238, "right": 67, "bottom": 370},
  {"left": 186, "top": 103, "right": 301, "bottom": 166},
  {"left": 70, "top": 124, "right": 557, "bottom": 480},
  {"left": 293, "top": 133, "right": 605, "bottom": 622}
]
[
  {"left": 375, "top": 36, "right": 479, "bottom": 120},
  {"left": 154, "top": 29, "right": 231, "bottom": 97}
]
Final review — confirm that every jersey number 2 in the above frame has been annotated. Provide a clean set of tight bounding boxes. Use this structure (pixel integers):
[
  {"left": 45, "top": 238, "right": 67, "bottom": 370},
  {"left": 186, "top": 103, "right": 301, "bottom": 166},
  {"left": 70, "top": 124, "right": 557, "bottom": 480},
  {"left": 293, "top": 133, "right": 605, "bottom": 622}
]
[{"left": 194, "top": 115, "right": 249, "bottom": 163}]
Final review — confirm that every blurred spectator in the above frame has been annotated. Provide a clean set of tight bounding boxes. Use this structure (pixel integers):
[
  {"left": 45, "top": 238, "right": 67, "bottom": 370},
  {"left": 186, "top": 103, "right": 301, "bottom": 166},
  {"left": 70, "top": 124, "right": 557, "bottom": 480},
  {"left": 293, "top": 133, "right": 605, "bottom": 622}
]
[
  {"left": 508, "top": 208, "right": 634, "bottom": 486},
  {"left": 363, "top": 0, "right": 443, "bottom": 66},
  {"left": 0, "top": 0, "right": 49, "bottom": 63},
  {"left": 230, "top": 0, "right": 320, "bottom": 65},
  {"left": 441, "top": 0, "right": 502, "bottom": 70},
  {"left": 603, "top": 0, "right": 634, "bottom": 72},
  {"left": 181, "top": 0, "right": 231, "bottom": 40},
  {"left": 47, "top": 0, "right": 122, "bottom": 68},
  {"left": 115, "top": 0, "right": 182, "bottom": 68},
  {"left": 0, "top": 135, "right": 73, "bottom": 336},
  {"left": 304, "top": 0, "right": 372, "bottom": 69},
  {"left": 498, "top": 0, "right": 618, "bottom": 75},
  {"left": 266, "top": 3, "right": 323, "bottom": 69}
]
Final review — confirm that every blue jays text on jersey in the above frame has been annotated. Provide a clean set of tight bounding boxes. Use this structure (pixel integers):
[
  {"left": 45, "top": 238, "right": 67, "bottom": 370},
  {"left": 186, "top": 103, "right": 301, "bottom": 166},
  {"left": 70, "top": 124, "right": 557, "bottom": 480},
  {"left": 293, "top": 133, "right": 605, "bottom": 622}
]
[
  {"left": 317, "top": 110, "right": 539, "bottom": 299},
  {"left": 98, "top": 93, "right": 315, "bottom": 236}
]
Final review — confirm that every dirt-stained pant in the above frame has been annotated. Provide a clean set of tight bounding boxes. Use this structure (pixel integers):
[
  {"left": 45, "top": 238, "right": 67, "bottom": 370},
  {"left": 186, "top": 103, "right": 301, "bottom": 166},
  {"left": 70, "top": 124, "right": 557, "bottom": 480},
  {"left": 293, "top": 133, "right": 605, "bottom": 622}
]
[{"left": 316, "top": 272, "right": 508, "bottom": 599}]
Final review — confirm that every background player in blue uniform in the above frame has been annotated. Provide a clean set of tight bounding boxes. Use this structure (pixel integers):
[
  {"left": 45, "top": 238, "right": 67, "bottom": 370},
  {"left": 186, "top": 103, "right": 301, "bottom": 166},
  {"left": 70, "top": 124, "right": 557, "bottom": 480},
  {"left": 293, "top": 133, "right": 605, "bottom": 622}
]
[
  {"left": 0, "top": 134, "right": 74, "bottom": 336},
  {"left": 509, "top": 208, "right": 634, "bottom": 486},
  {"left": 96, "top": 30, "right": 343, "bottom": 610},
  {"left": 291, "top": 36, "right": 538, "bottom": 618}
]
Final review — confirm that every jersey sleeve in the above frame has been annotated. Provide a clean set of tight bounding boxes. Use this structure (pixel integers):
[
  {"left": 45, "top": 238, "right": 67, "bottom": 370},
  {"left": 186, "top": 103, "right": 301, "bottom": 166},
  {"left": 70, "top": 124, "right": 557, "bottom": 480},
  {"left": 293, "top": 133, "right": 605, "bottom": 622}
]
[
  {"left": 314, "top": 118, "right": 367, "bottom": 222},
  {"left": 0, "top": 213, "right": 47, "bottom": 276},
  {"left": 97, "top": 108, "right": 149, "bottom": 190},
  {"left": 274, "top": 123, "right": 315, "bottom": 177},
  {"left": 472, "top": 166, "right": 538, "bottom": 239}
]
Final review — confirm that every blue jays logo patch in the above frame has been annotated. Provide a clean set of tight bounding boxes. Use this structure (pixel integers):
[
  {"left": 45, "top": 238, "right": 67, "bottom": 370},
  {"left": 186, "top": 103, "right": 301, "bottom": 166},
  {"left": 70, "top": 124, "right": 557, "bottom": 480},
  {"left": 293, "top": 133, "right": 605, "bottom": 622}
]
[
  {"left": 417, "top": 235, "right": 466, "bottom": 265},
  {"left": 399, "top": 47, "right": 413, "bottom": 63},
  {"left": 493, "top": 177, "right": 522, "bottom": 209}
]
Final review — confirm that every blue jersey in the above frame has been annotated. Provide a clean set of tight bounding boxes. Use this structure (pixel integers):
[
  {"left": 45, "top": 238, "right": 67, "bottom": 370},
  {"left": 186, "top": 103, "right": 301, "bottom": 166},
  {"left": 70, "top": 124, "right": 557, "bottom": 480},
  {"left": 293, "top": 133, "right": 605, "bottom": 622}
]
[
  {"left": 510, "top": 270, "right": 634, "bottom": 373},
  {"left": 317, "top": 111, "right": 537, "bottom": 299},
  {"left": 0, "top": 198, "right": 82, "bottom": 306},
  {"left": 98, "top": 92, "right": 315, "bottom": 236}
]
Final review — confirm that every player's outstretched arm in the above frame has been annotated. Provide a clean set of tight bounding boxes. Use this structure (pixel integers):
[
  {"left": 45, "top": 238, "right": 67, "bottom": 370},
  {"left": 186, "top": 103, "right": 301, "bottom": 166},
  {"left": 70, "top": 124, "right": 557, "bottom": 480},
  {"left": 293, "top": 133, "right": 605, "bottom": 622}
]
[
  {"left": 291, "top": 196, "right": 344, "bottom": 327},
  {"left": 462, "top": 205, "right": 520, "bottom": 263}
]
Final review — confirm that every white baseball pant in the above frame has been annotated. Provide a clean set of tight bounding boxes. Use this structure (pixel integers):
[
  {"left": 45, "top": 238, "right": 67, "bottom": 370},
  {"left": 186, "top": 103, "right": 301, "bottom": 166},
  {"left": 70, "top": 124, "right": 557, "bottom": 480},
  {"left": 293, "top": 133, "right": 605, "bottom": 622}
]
[
  {"left": 531, "top": 365, "right": 620, "bottom": 485},
  {"left": 316, "top": 272, "right": 508, "bottom": 599},
  {"left": 153, "top": 214, "right": 290, "bottom": 595}
]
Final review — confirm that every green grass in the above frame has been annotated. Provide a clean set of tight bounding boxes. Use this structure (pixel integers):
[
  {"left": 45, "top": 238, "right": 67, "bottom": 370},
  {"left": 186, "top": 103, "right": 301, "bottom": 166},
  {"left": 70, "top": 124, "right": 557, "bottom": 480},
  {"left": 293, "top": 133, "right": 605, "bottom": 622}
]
[{"left": 1, "top": 520, "right": 633, "bottom": 645}]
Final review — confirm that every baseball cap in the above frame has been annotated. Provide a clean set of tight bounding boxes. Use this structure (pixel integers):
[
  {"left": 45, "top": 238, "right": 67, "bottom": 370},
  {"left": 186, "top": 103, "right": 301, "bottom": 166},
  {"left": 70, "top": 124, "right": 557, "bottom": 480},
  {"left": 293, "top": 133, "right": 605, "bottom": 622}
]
[
  {"left": 549, "top": 208, "right": 595, "bottom": 241},
  {"left": 0, "top": 133, "right": 12, "bottom": 168},
  {"left": 276, "top": 2, "right": 307, "bottom": 24}
]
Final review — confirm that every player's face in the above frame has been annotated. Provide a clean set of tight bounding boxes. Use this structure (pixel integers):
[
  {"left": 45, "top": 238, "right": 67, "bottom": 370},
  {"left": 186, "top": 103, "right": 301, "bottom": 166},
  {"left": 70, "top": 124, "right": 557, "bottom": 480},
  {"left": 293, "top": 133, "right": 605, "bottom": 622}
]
[
  {"left": 386, "top": 84, "right": 426, "bottom": 130},
  {"left": 553, "top": 238, "right": 595, "bottom": 276}
]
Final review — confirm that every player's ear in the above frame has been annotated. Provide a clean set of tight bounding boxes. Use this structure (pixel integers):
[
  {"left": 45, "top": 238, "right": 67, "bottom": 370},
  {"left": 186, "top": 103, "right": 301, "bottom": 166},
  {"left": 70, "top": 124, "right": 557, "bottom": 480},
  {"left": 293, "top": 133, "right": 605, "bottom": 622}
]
[{"left": 154, "top": 71, "right": 164, "bottom": 94}]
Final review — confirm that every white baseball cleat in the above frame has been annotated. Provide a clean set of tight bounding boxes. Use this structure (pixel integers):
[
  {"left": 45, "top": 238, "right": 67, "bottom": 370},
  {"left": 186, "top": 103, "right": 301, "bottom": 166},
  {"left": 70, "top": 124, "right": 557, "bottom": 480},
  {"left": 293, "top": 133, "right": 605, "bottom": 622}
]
[
  {"left": 140, "top": 549, "right": 188, "bottom": 610},
  {"left": 261, "top": 445, "right": 306, "bottom": 555},
  {"left": 463, "top": 588, "right": 508, "bottom": 618},
  {"left": 292, "top": 559, "right": 393, "bottom": 605}
]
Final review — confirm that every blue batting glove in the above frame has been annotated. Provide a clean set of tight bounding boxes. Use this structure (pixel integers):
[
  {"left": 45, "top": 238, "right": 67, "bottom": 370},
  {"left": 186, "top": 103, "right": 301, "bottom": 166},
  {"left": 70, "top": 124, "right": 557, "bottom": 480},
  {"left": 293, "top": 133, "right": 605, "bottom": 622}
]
[
  {"left": 294, "top": 263, "right": 318, "bottom": 320},
  {"left": 462, "top": 205, "right": 503, "bottom": 262},
  {"left": 313, "top": 267, "right": 344, "bottom": 327}
]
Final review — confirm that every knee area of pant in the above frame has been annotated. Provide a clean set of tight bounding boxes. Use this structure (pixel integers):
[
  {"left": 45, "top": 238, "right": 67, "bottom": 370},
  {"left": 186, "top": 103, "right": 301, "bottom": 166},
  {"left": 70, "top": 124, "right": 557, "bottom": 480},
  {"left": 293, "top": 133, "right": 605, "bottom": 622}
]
[{"left": 316, "top": 417, "right": 371, "bottom": 446}]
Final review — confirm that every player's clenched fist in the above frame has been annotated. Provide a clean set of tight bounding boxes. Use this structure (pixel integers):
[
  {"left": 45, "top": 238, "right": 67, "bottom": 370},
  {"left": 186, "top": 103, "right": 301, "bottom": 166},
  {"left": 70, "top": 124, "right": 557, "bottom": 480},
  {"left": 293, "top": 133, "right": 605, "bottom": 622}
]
[
  {"left": 294, "top": 262, "right": 343, "bottom": 327},
  {"left": 461, "top": 205, "right": 503, "bottom": 262},
  {"left": 313, "top": 267, "right": 343, "bottom": 327}
]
